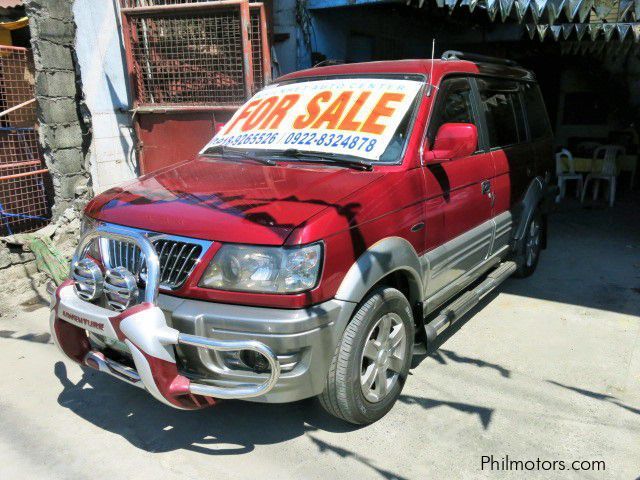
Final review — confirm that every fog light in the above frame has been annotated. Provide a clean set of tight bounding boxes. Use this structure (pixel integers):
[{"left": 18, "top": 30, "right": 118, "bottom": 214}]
[
  {"left": 239, "top": 350, "right": 271, "bottom": 373},
  {"left": 72, "top": 258, "right": 103, "bottom": 301},
  {"left": 104, "top": 267, "right": 139, "bottom": 311}
]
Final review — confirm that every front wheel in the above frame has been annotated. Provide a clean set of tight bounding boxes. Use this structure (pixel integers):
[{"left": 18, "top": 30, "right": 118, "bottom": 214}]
[{"left": 319, "top": 287, "right": 414, "bottom": 424}]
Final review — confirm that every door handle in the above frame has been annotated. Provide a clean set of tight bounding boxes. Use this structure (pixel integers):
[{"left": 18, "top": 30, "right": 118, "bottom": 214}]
[{"left": 481, "top": 180, "right": 491, "bottom": 195}]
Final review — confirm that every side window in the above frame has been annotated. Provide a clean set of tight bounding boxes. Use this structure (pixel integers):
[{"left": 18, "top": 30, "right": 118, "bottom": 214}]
[
  {"left": 428, "top": 77, "right": 477, "bottom": 148},
  {"left": 522, "top": 83, "right": 552, "bottom": 140},
  {"left": 477, "top": 78, "right": 526, "bottom": 148}
]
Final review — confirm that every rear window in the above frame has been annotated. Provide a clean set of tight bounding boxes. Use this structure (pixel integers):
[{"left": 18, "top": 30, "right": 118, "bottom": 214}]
[
  {"left": 477, "top": 78, "right": 526, "bottom": 148},
  {"left": 522, "top": 83, "right": 552, "bottom": 140}
]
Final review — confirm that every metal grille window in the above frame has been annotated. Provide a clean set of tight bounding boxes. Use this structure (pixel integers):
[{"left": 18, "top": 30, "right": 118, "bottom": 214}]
[
  {"left": 121, "top": 0, "right": 220, "bottom": 7},
  {"left": 104, "top": 237, "right": 204, "bottom": 289},
  {"left": 249, "top": 5, "right": 264, "bottom": 91},
  {"left": 119, "top": 1, "right": 270, "bottom": 173},
  {"left": 0, "top": 169, "right": 50, "bottom": 235},
  {"left": 129, "top": 11, "right": 247, "bottom": 105},
  {"left": 0, "top": 46, "right": 50, "bottom": 236},
  {"left": 0, "top": 47, "right": 36, "bottom": 127},
  {"left": 0, "top": 127, "right": 40, "bottom": 165}
]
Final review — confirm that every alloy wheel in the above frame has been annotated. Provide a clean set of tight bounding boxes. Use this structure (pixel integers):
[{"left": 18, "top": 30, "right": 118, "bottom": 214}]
[{"left": 360, "top": 312, "right": 407, "bottom": 403}]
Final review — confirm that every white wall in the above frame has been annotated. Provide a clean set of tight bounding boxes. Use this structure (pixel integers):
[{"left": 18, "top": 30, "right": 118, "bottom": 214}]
[{"left": 73, "top": 0, "right": 137, "bottom": 194}]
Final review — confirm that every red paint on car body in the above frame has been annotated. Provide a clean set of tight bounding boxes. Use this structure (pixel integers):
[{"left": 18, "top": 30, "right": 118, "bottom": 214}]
[{"left": 84, "top": 59, "right": 549, "bottom": 309}]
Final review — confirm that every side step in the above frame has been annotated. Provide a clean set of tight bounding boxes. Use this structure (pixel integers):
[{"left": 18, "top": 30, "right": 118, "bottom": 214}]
[{"left": 423, "top": 261, "right": 516, "bottom": 345}]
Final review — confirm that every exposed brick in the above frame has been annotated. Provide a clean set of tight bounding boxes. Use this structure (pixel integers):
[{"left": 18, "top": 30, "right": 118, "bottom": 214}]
[
  {"left": 25, "top": 0, "right": 93, "bottom": 223},
  {"left": 34, "top": 41, "right": 74, "bottom": 71},
  {"left": 54, "top": 173, "right": 90, "bottom": 200},
  {"left": 26, "top": 0, "right": 74, "bottom": 21},
  {"left": 46, "top": 148, "right": 85, "bottom": 175},
  {"left": 37, "top": 97, "right": 79, "bottom": 125},
  {"left": 41, "top": 124, "right": 84, "bottom": 150},
  {"left": 34, "top": 16, "right": 75, "bottom": 44},
  {"left": 36, "top": 71, "right": 77, "bottom": 98}
]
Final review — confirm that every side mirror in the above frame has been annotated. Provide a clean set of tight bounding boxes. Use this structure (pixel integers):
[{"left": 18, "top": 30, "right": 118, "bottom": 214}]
[{"left": 426, "top": 123, "right": 478, "bottom": 163}]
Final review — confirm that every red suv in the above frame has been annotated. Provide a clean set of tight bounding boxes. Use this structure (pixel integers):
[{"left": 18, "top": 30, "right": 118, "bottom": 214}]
[{"left": 50, "top": 51, "right": 554, "bottom": 424}]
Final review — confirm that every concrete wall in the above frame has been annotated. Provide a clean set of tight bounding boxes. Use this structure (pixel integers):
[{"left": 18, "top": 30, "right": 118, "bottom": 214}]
[
  {"left": 24, "top": 0, "right": 92, "bottom": 220},
  {"left": 73, "top": 0, "right": 137, "bottom": 194},
  {"left": 554, "top": 52, "right": 640, "bottom": 148}
]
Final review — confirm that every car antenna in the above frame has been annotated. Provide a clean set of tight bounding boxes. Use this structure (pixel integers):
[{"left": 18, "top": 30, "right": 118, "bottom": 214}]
[{"left": 427, "top": 38, "right": 436, "bottom": 97}]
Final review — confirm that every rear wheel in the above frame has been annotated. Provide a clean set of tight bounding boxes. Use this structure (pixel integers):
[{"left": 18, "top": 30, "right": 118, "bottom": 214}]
[
  {"left": 514, "top": 209, "right": 543, "bottom": 278},
  {"left": 319, "top": 287, "right": 414, "bottom": 424}
]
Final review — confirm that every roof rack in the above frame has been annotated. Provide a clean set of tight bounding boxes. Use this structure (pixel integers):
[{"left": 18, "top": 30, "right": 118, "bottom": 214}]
[{"left": 441, "top": 50, "right": 518, "bottom": 67}]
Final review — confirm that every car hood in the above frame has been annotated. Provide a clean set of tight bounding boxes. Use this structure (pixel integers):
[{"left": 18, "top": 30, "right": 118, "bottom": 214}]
[{"left": 85, "top": 156, "right": 383, "bottom": 245}]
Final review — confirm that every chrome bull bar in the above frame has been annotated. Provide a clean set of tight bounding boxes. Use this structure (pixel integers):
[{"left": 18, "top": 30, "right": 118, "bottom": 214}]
[
  {"left": 178, "top": 334, "right": 281, "bottom": 399},
  {"left": 84, "top": 350, "right": 144, "bottom": 388},
  {"left": 65, "top": 223, "right": 282, "bottom": 401},
  {"left": 73, "top": 224, "right": 161, "bottom": 304}
]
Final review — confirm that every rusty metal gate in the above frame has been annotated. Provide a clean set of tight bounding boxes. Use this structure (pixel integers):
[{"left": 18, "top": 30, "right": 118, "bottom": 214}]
[
  {"left": 119, "top": 0, "right": 271, "bottom": 174},
  {"left": 0, "top": 45, "right": 50, "bottom": 236}
]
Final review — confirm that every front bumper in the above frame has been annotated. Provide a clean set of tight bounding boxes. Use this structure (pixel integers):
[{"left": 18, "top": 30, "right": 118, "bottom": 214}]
[
  {"left": 51, "top": 222, "right": 356, "bottom": 409},
  {"left": 51, "top": 281, "right": 282, "bottom": 409},
  {"left": 51, "top": 282, "right": 355, "bottom": 407},
  {"left": 159, "top": 293, "right": 355, "bottom": 403}
]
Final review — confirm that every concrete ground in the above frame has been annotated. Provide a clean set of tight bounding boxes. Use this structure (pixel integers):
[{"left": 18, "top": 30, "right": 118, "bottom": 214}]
[{"left": 1, "top": 198, "right": 639, "bottom": 480}]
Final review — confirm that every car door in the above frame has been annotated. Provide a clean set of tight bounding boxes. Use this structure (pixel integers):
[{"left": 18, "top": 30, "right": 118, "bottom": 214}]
[
  {"left": 422, "top": 76, "right": 495, "bottom": 301},
  {"left": 475, "top": 77, "right": 531, "bottom": 254}
]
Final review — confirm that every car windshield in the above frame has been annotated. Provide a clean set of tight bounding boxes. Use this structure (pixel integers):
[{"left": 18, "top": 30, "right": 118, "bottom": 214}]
[{"left": 200, "top": 75, "right": 424, "bottom": 164}]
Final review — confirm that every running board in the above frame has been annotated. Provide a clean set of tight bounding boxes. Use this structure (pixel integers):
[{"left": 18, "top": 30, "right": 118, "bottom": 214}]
[{"left": 423, "top": 261, "right": 516, "bottom": 345}]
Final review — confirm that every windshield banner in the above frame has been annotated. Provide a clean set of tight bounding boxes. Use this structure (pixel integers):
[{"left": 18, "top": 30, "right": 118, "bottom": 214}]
[{"left": 201, "top": 78, "right": 422, "bottom": 161}]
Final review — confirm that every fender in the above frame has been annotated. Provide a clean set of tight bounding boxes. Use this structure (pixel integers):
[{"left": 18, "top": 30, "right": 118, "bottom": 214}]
[
  {"left": 335, "top": 237, "right": 424, "bottom": 305},
  {"left": 513, "top": 176, "right": 545, "bottom": 243}
]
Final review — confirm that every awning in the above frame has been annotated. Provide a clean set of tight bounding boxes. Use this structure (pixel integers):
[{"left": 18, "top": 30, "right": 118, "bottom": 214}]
[
  {"left": 306, "top": 0, "right": 640, "bottom": 43},
  {"left": 405, "top": 0, "right": 640, "bottom": 42},
  {"left": 0, "top": 16, "right": 28, "bottom": 30},
  {"left": 407, "top": 0, "right": 636, "bottom": 23},
  {"left": 0, "top": 0, "right": 23, "bottom": 8},
  {"left": 524, "top": 20, "right": 640, "bottom": 41}
]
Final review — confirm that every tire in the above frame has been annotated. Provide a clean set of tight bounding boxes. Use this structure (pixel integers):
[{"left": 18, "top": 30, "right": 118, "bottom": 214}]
[
  {"left": 514, "top": 208, "right": 544, "bottom": 278},
  {"left": 319, "top": 286, "right": 414, "bottom": 424}
]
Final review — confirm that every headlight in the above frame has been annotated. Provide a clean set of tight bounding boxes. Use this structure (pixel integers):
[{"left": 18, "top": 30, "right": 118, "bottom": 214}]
[
  {"left": 80, "top": 214, "right": 100, "bottom": 259},
  {"left": 199, "top": 243, "right": 322, "bottom": 293}
]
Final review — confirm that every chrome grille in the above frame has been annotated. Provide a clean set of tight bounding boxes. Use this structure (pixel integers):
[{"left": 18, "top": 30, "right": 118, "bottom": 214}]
[{"left": 104, "top": 238, "right": 203, "bottom": 290}]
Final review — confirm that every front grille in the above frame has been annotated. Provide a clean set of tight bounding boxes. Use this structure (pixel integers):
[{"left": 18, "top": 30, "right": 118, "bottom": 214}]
[{"left": 104, "top": 238, "right": 203, "bottom": 290}]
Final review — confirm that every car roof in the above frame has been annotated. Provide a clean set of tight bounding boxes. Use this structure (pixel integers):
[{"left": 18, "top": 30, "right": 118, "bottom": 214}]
[{"left": 277, "top": 59, "right": 535, "bottom": 84}]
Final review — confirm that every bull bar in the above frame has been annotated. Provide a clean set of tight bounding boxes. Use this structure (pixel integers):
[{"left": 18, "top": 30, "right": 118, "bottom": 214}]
[{"left": 50, "top": 223, "right": 281, "bottom": 409}]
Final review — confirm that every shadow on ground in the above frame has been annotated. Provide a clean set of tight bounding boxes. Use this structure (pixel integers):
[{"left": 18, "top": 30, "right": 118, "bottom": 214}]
[
  {"left": 0, "top": 329, "right": 50, "bottom": 344},
  {"left": 502, "top": 196, "right": 640, "bottom": 316},
  {"left": 54, "top": 353, "right": 500, "bottom": 458},
  {"left": 54, "top": 361, "right": 357, "bottom": 455},
  {"left": 547, "top": 380, "right": 640, "bottom": 416}
]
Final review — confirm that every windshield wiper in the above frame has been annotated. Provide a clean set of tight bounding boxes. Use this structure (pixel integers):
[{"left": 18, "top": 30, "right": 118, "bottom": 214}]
[
  {"left": 275, "top": 149, "right": 373, "bottom": 171},
  {"left": 201, "top": 145, "right": 277, "bottom": 166}
]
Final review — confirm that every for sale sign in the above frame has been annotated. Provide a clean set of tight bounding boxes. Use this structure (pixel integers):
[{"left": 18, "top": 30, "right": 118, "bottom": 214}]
[{"left": 201, "top": 78, "right": 423, "bottom": 161}]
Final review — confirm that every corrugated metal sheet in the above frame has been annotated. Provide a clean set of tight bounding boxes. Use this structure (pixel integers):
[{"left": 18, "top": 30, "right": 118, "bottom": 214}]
[
  {"left": 405, "top": 0, "right": 640, "bottom": 43},
  {"left": 0, "top": 0, "right": 23, "bottom": 8}
]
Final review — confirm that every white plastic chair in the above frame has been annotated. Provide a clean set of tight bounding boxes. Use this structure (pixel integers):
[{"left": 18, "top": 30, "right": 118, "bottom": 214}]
[
  {"left": 555, "top": 149, "right": 583, "bottom": 203},
  {"left": 581, "top": 145, "right": 624, "bottom": 207}
]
